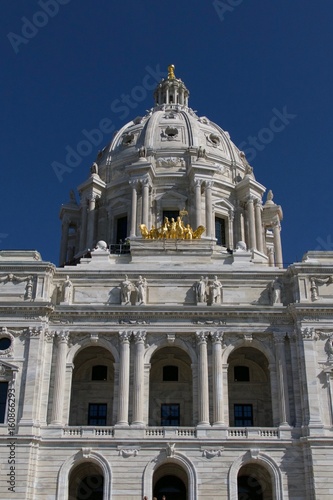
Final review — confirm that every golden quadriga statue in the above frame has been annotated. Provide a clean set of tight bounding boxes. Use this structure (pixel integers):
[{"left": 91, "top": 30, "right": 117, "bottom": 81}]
[{"left": 140, "top": 215, "right": 205, "bottom": 240}]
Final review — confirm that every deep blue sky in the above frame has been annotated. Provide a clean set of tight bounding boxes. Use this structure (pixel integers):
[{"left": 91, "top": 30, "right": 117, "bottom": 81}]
[{"left": 1, "top": 0, "right": 333, "bottom": 267}]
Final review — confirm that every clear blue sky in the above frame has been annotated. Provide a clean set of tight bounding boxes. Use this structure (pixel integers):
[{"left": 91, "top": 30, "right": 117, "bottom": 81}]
[{"left": 1, "top": 0, "right": 333, "bottom": 267}]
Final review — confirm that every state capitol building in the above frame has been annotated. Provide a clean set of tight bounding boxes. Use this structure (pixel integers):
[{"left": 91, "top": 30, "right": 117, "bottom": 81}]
[{"left": 1, "top": 66, "right": 333, "bottom": 499}]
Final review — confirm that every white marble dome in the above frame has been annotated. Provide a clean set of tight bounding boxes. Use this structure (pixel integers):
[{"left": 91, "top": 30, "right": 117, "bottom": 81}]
[{"left": 95, "top": 68, "right": 248, "bottom": 185}]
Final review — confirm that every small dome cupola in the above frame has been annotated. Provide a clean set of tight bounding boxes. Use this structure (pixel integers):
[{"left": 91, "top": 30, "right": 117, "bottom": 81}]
[{"left": 153, "top": 64, "right": 190, "bottom": 107}]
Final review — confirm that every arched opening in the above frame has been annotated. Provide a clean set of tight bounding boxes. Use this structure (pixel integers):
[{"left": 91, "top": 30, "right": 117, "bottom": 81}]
[
  {"left": 153, "top": 463, "right": 188, "bottom": 500},
  {"left": 149, "top": 346, "right": 193, "bottom": 427},
  {"left": 68, "top": 462, "right": 104, "bottom": 500},
  {"left": 237, "top": 463, "right": 273, "bottom": 500},
  {"left": 228, "top": 347, "right": 273, "bottom": 427},
  {"left": 69, "top": 346, "right": 115, "bottom": 426}
]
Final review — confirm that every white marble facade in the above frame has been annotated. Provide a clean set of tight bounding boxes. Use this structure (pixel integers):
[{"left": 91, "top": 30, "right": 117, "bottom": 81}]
[{"left": 1, "top": 67, "right": 333, "bottom": 499}]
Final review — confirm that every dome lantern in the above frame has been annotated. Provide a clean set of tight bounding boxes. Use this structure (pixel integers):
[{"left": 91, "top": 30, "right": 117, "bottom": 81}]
[{"left": 153, "top": 64, "right": 190, "bottom": 107}]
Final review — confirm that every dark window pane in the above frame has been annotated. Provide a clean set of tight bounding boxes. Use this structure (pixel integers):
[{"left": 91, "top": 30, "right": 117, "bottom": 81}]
[
  {"left": 88, "top": 403, "right": 107, "bottom": 425},
  {"left": 234, "top": 366, "right": 250, "bottom": 382},
  {"left": 0, "top": 382, "right": 8, "bottom": 423},
  {"left": 163, "top": 365, "right": 178, "bottom": 381},
  {"left": 161, "top": 404, "right": 180, "bottom": 426},
  {"left": 92, "top": 365, "right": 108, "bottom": 381},
  {"left": 234, "top": 404, "right": 253, "bottom": 427},
  {"left": 215, "top": 217, "right": 226, "bottom": 246},
  {"left": 116, "top": 216, "right": 128, "bottom": 243}
]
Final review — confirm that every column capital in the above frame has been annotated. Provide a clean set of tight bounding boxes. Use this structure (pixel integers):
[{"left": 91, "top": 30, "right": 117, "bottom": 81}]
[
  {"left": 205, "top": 180, "right": 214, "bottom": 189},
  {"left": 55, "top": 330, "right": 70, "bottom": 344},
  {"left": 254, "top": 198, "right": 263, "bottom": 208},
  {"left": 210, "top": 331, "right": 224, "bottom": 344},
  {"left": 196, "top": 331, "right": 209, "bottom": 344},
  {"left": 133, "top": 330, "right": 147, "bottom": 343},
  {"left": 246, "top": 195, "right": 255, "bottom": 205},
  {"left": 119, "top": 331, "right": 132, "bottom": 343},
  {"left": 273, "top": 333, "right": 286, "bottom": 345},
  {"left": 129, "top": 179, "right": 140, "bottom": 189}
]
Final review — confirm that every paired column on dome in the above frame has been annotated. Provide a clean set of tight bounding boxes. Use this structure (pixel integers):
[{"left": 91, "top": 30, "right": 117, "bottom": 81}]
[
  {"left": 79, "top": 197, "right": 88, "bottom": 251},
  {"left": 273, "top": 334, "right": 290, "bottom": 426},
  {"left": 272, "top": 218, "right": 283, "bottom": 268},
  {"left": 196, "top": 331, "right": 210, "bottom": 425},
  {"left": 228, "top": 209, "right": 234, "bottom": 250},
  {"left": 254, "top": 199, "right": 264, "bottom": 253},
  {"left": 59, "top": 217, "right": 70, "bottom": 266},
  {"left": 51, "top": 331, "right": 69, "bottom": 425},
  {"left": 129, "top": 180, "right": 139, "bottom": 237},
  {"left": 194, "top": 179, "right": 202, "bottom": 228},
  {"left": 211, "top": 331, "right": 225, "bottom": 425},
  {"left": 205, "top": 181, "right": 213, "bottom": 238},
  {"left": 246, "top": 196, "right": 256, "bottom": 250},
  {"left": 116, "top": 331, "right": 131, "bottom": 425},
  {"left": 86, "top": 195, "right": 98, "bottom": 249},
  {"left": 132, "top": 331, "right": 146, "bottom": 425}
]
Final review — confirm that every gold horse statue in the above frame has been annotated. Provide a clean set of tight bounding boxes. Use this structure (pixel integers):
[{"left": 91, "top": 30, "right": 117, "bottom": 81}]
[{"left": 140, "top": 216, "right": 205, "bottom": 240}]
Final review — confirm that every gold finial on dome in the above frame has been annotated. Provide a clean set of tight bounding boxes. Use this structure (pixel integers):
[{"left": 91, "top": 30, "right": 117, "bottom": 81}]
[{"left": 168, "top": 64, "right": 175, "bottom": 80}]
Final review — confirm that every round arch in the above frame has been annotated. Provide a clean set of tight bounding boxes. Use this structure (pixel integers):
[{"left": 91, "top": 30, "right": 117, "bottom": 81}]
[
  {"left": 228, "top": 451, "right": 283, "bottom": 500},
  {"left": 144, "top": 335, "right": 197, "bottom": 365},
  {"left": 67, "top": 336, "right": 120, "bottom": 365},
  {"left": 56, "top": 450, "right": 112, "bottom": 500},
  {"left": 222, "top": 338, "right": 275, "bottom": 366},
  {"left": 143, "top": 452, "right": 197, "bottom": 500}
]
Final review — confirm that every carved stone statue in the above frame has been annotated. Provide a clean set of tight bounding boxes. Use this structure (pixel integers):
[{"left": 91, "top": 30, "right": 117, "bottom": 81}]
[
  {"left": 121, "top": 275, "right": 133, "bottom": 304},
  {"left": 325, "top": 338, "right": 333, "bottom": 362},
  {"left": 136, "top": 276, "right": 147, "bottom": 305},
  {"left": 62, "top": 276, "right": 73, "bottom": 304},
  {"left": 210, "top": 276, "right": 223, "bottom": 304},
  {"left": 25, "top": 276, "right": 33, "bottom": 300},
  {"left": 196, "top": 276, "right": 208, "bottom": 304},
  {"left": 90, "top": 162, "right": 99, "bottom": 175},
  {"left": 138, "top": 146, "right": 146, "bottom": 158},
  {"left": 197, "top": 146, "right": 206, "bottom": 159},
  {"left": 269, "top": 278, "right": 282, "bottom": 305}
]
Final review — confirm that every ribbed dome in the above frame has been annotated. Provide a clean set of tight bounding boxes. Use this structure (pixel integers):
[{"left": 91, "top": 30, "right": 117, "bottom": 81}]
[{"left": 96, "top": 65, "right": 249, "bottom": 185}]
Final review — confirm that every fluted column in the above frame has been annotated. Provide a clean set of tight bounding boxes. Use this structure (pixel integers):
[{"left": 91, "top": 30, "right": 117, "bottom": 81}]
[
  {"left": 129, "top": 181, "right": 138, "bottom": 237},
  {"left": 51, "top": 331, "right": 69, "bottom": 425},
  {"left": 274, "top": 334, "right": 290, "bottom": 426},
  {"left": 272, "top": 218, "right": 283, "bottom": 268},
  {"left": 132, "top": 330, "right": 146, "bottom": 426},
  {"left": 205, "top": 181, "right": 213, "bottom": 238},
  {"left": 228, "top": 209, "right": 234, "bottom": 249},
  {"left": 86, "top": 195, "right": 97, "bottom": 249},
  {"left": 254, "top": 199, "right": 264, "bottom": 253},
  {"left": 59, "top": 217, "right": 70, "bottom": 266},
  {"left": 194, "top": 179, "right": 202, "bottom": 228},
  {"left": 196, "top": 331, "right": 210, "bottom": 426},
  {"left": 116, "top": 331, "right": 131, "bottom": 425},
  {"left": 211, "top": 331, "right": 224, "bottom": 425},
  {"left": 141, "top": 179, "right": 150, "bottom": 227},
  {"left": 246, "top": 197, "right": 256, "bottom": 249},
  {"left": 79, "top": 198, "right": 88, "bottom": 251}
]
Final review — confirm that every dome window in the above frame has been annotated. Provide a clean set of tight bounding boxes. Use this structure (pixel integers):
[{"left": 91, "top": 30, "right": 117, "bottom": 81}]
[
  {"left": 0, "top": 337, "right": 11, "bottom": 351},
  {"left": 122, "top": 133, "right": 134, "bottom": 146},
  {"left": 165, "top": 126, "right": 178, "bottom": 138},
  {"left": 209, "top": 133, "right": 220, "bottom": 146}
]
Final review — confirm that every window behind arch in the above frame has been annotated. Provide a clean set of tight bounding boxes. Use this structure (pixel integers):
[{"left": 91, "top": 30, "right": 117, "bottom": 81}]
[
  {"left": 234, "top": 365, "right": 250, "bottom": 382},
  {"left": 92, "top": 365, "right": 108, "bottom": 381},
  {"left": 163, "top": 365, "right": 178, "bottom": 381}
]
